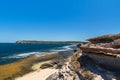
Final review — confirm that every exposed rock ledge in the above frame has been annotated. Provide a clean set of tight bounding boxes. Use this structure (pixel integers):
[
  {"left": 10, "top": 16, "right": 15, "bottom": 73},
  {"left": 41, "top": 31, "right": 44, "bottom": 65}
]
[
  {"left": 46, "top": 33, "right": 120, "bottom": 80},
  {"left": 46, "top": 50, "right": 103, "bottom": 80},
  {"left": 79, "top": 33, "right": 120, "bottom": 71}
]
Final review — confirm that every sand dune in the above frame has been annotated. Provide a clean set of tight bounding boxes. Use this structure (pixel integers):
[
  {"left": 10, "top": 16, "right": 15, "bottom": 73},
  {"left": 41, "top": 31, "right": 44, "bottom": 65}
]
[{"left": 15, "top": 68, "right": 58, "bottom": 80}]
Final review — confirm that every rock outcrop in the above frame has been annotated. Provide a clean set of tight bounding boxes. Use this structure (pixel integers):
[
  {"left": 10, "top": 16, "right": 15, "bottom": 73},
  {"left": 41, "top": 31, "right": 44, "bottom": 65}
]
[
  {"left": 87, "top": 33, "right": 120, "bottom": 44},
  {"left": 79, "top": 33, "right": 120, "bottom": 71},
  {"left": 46, "top": 50, "right": 103, "bottom": 80},
  {"left": 46, "top": 33, "right": 120, "bottom": 80}
]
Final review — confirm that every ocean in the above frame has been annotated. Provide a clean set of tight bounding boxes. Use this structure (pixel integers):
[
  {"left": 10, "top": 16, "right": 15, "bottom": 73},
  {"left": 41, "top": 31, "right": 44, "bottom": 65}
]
[{"left": 0, "top": 43, "right": 76, "bottom": 65}]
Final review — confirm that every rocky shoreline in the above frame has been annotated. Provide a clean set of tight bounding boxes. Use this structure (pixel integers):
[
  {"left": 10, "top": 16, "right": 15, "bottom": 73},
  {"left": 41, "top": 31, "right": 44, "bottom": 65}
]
[
  {"left": 46, "top": 49, "right": 104, "bottom": 80},
  {"left": 46, "top": 33, "right": 120, "bottom": 80},
  {"left": 4, "top": 33, "right": 120, "bottom": 80}
]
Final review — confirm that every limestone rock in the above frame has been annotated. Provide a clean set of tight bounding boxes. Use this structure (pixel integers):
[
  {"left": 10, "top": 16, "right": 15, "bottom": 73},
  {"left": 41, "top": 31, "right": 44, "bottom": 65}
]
[
  {"left": 87, "top": 33, "right": 120, "bottom": 44},
  {"left": 79, "top": 33, "right": 120, "bottom": 72}
]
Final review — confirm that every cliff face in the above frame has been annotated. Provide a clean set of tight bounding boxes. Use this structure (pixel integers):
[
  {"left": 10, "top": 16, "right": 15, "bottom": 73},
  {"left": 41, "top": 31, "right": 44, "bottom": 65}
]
[
  {"left": 46, "top": 50, "right": 103, "bottom": 80},
  {"left": 79, "top": 33, "right": 120, "bottom": 71},
  {"left": 46, "top": 33, "right": 120, "bottom": 80}
]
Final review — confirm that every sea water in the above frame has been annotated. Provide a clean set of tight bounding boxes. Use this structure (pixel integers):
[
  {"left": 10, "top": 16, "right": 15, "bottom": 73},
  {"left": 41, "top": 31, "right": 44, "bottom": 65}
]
[{"left": 0, "top": 43, "right": 76, "bottom": 65}]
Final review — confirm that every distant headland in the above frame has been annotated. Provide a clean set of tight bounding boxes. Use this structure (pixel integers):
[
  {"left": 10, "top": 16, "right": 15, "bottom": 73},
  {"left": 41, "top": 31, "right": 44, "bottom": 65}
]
[{"left": 16, "top": 40, "right": 86, "bottom": 44}]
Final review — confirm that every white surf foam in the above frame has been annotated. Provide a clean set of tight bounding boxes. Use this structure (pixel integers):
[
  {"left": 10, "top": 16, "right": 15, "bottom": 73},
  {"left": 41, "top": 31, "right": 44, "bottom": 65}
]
[
  {"left": 1, "top": 52, "right": 42, "bottom": 59},
  {"left": 1, "top": 44, "right": 77, "bottom": 59},
  {"left": 50, "top": 44, "right": 77, "bottom": 52}
]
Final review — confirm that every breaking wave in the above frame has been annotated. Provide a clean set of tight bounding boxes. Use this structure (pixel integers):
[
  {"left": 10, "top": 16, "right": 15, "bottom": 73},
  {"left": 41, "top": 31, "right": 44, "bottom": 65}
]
[{"left": 0, "top": 44, "right": 77, "bottom": 60}]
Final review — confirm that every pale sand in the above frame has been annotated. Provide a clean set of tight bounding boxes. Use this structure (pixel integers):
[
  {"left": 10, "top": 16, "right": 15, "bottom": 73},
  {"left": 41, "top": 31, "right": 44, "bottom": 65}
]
[
  {"left": 15, "top": 69, "right": 58, "bottom": 80},
  {"left": 32, "top": 60, "right": 52, "bottom": 70}
]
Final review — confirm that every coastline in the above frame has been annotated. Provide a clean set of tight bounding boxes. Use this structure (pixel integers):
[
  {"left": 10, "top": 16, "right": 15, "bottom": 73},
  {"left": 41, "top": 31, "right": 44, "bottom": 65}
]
[
  {"left": 0, "top": 48, "right": 74, "bottom": 80},
  {"left": 0, "top": 43, "right": 72, "bottom": 65},
  {"left": 15, "top": 68, "right": 58, "bottom": 80}
]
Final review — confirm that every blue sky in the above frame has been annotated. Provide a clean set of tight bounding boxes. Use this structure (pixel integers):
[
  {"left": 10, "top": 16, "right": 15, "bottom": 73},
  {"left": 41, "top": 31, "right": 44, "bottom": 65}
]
[{"left": 0, "top": 0, "right": 120, "bottom": 42}]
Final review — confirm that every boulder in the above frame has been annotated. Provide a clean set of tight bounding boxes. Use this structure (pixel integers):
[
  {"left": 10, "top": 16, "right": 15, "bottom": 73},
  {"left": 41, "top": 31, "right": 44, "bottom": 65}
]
[{"left": 40, "top": 63, "right": 53, "bottom": 69}]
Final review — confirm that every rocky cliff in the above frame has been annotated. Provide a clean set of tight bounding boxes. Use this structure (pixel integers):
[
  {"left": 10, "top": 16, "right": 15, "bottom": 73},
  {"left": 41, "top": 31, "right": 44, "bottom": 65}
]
[
  {"left": 87, "top": 33, "right": 120, "bottom": 44},
  {"left": 80, "top": 33, "right": 120, "bottom": 71},
  {"left": 46, "top": 33, "right": 120, "bottom": 80},
  {"left": 46, "top": 49, "right": 103, "bottom": 80}
]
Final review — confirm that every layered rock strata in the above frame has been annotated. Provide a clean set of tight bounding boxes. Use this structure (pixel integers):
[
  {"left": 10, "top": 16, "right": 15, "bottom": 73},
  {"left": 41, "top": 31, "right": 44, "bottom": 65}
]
[{"left": 80, "top": 33, "right": 120, "bottom": 71}]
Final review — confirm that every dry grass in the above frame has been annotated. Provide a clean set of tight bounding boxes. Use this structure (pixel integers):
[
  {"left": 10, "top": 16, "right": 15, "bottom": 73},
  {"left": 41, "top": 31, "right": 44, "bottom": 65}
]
[{"left": 0, "top": 53, "right": 61, "bottom": 80}]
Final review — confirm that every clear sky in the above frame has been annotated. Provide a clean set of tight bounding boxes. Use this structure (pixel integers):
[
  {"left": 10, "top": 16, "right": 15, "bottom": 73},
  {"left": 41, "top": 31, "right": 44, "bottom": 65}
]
[{"left": 0, "top": 0, "right": 120, "bottom": 42}]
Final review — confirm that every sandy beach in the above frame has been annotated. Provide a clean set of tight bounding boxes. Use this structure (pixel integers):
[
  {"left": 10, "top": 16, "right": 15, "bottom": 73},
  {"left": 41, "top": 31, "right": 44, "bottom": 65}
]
[
  {"left": 15, "top": 68, "right": 58, "bottom": 80},
  {"left": 0, "top": 45, "right": 74, "bottom": 80},
  {"left": 0, "top": 53, "right": 62, "bottom": 80}
]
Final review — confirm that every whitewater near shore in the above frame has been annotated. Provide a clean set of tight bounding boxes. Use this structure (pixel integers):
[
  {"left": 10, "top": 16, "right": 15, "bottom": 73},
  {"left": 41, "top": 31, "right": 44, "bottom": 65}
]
[
  {"left": 0, "top": 44, "right": 76, "bottom": 80},
  {"left": 14, "top": 45, "right": 76, "bottom": 80}
]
